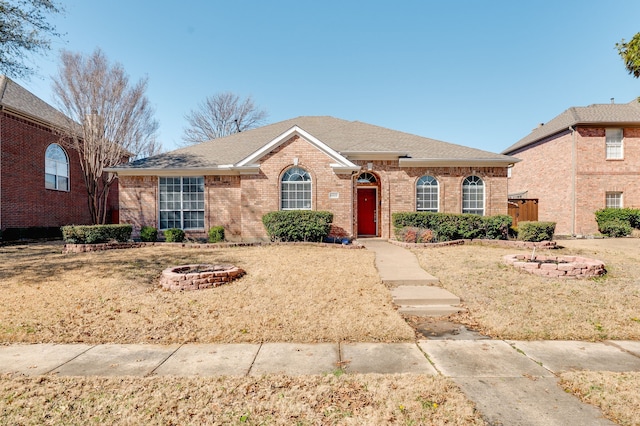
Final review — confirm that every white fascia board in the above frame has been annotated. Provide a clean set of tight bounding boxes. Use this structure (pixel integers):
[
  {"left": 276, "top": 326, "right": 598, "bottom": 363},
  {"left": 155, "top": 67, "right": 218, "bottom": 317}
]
[
  {"left": 330, "top": 164, "right": 361, "bottom": 174},
  {"left": 105, "top": 166, "right": 239, "bottom": 176},
  {"left": 236, "top": 125, "right": 358, "bottom": 169},
  {"left": 398, "top": 158, "right": 520, "bottom": 167},
  {"left": 339, "top": 151, "right": 409, "bottom": 160}
]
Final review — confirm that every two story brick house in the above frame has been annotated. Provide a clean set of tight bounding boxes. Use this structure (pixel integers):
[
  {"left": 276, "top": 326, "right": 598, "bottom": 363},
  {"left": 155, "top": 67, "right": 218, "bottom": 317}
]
[
  {"left": 0, "top": 75, "right": 118, "bottom": 235},
  {"left": 110, "top": 116, "right": 517, "bottom": 240},
  {"left": 503, "top": 98, "right": 640, "bottom": 236}
]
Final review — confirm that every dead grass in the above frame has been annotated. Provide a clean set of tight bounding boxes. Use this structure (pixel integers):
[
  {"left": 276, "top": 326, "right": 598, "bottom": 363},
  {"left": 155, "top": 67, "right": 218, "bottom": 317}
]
[
  {"left": 0, "top": 242, "right": 414, "bottom": 344},
  {"left": 560, "top": 371, "right": 640, "bottom": 426},
  {"left": 412, "top": 239, "right": 640, "bottom": 340},
  {"left": 0, "top": 373, "right": 485, "bottom": 425}
]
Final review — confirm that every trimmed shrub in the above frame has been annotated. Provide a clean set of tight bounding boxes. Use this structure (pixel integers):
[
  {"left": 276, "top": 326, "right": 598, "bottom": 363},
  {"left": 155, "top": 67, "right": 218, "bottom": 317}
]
[
  {"left": 164, "top": 228, "right": 185, "bottom": 243},
  {"left": 595, "top": 208, "right": 640, "bottom": 231},
  {"left": 140, "top": 226, "right": 158, "bottom": 242},
  {"left": 208, "top": 226, "right": 225, "bottom": 243},
  {"left": 395, "top": 227, "right": 436, "bottom": 243},
  {"left": 517, "top": 221, "right": 556, "bottom": 242},
  {"left": 61, "top": 224, "right": 132, "bottom": 244},
  {"left": 392, "top": 212, "right": 512, "bottom": 242},
  {"left": 262, "top": 211, "right": 333, "bottom": 242},
  {"left": 599, "top": 219, "right": 632, "bottom": 237}
]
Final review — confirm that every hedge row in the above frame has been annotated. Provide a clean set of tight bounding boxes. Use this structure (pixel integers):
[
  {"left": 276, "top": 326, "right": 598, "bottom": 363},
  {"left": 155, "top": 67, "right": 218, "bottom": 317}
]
[
  {"left": 595, "top": 208, "right": 640, "bottom": 237},
  {"left": 262, "top": 211, "right": 333, "bottom": 242},
  {"left": 516, "top": 221, "right": 556, "bottom": 242},
  {"left": 62, "top": 224, "right": 132, "bottom": 244},
  {"left": 392, "top": 212, "right": 512, "bottom": 242}
]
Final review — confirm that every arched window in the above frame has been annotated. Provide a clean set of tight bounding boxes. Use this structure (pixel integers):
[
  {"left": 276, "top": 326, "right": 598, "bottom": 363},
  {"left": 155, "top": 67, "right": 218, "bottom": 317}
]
[
  {"left": 45, "top": 144, "right": 69, "bottom": 191},
  {"left": 416, "top": 175, "right": 439, "bottom": 212},
  {"left": 462, "top": 176, "right": 484, "bottom": 215},
  {"left": 281, "top": 167, "right": 311, "bottom": 210},
  {"left": 357, "top": 172, "right": 377, "bottom": 184}
]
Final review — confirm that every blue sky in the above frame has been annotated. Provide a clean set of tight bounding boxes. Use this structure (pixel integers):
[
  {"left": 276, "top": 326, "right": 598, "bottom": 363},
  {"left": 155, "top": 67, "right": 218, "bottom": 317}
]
[{"left": 16, "top": 0, "right": 640, "bottom": 154}]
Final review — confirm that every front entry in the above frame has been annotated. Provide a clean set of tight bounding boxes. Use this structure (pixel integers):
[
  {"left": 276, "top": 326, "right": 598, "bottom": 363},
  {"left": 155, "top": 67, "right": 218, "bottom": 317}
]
[{"left": 357, "top": 188, "right": 377, "bottom": 236}]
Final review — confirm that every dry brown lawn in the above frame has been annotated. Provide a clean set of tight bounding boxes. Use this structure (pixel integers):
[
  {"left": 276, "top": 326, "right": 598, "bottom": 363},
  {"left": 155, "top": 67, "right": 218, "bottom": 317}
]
[
  {"left": 560, "top": 371, "right": 640, "bottom": 426},
  {"left": 0, "top": 373, "right": 485, "bottom": 425},
  {"left": 412, "top": 238, "right": 640, "bottom": 341},
  {"left": 0, "top": 242, "right": 414, "bottom": 344}
]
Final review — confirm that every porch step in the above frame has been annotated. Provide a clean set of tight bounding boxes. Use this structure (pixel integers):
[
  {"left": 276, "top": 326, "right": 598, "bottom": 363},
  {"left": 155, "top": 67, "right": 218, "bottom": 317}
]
[
  {"left": 397, "top": 305, "right": 467, "bottom": 317},
  {"left": 390, "top": 286, "right": 460, "bottom": 306}
]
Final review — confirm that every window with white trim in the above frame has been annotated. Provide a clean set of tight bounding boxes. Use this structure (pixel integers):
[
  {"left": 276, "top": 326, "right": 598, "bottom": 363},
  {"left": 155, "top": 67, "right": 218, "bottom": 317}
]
[
  {"left": 281, "top": 167, "right": 311, "bottom": 210},
  {"left": 462, "top": 176, "right": 484, "bottom": 215},
  {"left": 606, "top": 128, "right": 623, "bottom": 159},
  {"left": 45, "top": 144, "right": 69, "bottom": 191},
  {"left": 416, "top": 175, "right": 439, "bottom": 212},
  {"left": 605, "top": 192, "right": 623, "bottom": 209},
  {"left": 159, "top": 176, "right": 204, "bottom": 229}
]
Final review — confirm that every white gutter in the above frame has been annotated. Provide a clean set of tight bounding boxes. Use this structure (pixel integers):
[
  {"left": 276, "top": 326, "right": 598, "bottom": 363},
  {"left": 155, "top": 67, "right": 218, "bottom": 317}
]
[{"left": 399, "top": 158, "right": 520, "bottom": 167}]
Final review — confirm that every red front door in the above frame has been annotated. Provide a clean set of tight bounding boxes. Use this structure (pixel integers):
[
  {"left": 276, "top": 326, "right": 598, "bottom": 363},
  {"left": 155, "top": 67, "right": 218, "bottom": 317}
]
[{"left": 357, "top": 188, "right": 377, "bottom": 236}]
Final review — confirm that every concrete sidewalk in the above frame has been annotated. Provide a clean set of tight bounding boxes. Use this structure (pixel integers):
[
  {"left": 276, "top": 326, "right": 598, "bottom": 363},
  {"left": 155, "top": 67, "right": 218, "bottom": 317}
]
[{"left": 1, "top": 339, "right": 639, "bottom": 424}]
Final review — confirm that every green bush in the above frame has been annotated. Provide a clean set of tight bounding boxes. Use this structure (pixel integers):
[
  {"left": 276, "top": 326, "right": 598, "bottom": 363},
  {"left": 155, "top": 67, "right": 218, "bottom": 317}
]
[
  {"left": 208, "top": 226, "right": 225, "bottom": 243},
  {"left": 164, "top": 228, "right": 185, "bottom": 243},
  {"left": 516, "top": 221, "right": 556, "bottom": 242},
  {"left": 262, "top": 211, "right": 333, "bottom": 242},
  {"left": 140, "top": 226, "right": 158, "bottom": 242},
  {"left": 599, "top": 219, "right": 632, "bottom": 237},
  {"left": 595, "top": 208, "right": 640, "bottom": 231},
  {"left": 61, "top": 224, "right": 132, "bottom": 244},
  {"left": 392, "top": 212, "right": 512, "bottom": 242}
]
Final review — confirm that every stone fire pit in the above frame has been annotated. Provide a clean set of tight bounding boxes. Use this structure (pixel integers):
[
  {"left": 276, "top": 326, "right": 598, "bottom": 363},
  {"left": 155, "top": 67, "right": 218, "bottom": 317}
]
[
  {"left": 160, "top": 264, "right": 245, "bottom": 291},
  {"left": 502, "top": 254, "right": 605, "bottom": 279}
]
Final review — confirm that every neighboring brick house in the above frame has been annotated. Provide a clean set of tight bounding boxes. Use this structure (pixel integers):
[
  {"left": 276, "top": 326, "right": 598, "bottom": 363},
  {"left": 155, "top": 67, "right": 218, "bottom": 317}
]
[
  {"left": 109, "top": 116, "right": 517, "bottom": 240},
  {"left": 503, "top": 98, "right": 640, "bottom": 236},
  {"left": 0, "top": 75, "right": 118, "bottom": 234}
]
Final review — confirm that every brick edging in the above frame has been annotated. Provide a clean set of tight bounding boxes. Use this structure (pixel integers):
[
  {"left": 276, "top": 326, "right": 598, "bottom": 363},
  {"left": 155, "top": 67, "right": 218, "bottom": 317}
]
[
  {"left": 63, "top": 240, "right": 365, "bottom": 253},
  {"left": 387, "top": 239, "right": 557, "bottom": 249}
]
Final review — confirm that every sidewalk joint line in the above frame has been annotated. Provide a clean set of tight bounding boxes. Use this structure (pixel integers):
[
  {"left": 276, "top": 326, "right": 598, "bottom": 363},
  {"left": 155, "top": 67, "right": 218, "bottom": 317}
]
[
  {"left": 147, "top": 343, "right": 184, "bottom": 377},
  {"left": 43, "top": 344, "right": 98, "bottom": 375},
  {"left": 246, "top": 342, "right": 263, "bottom": 376}
]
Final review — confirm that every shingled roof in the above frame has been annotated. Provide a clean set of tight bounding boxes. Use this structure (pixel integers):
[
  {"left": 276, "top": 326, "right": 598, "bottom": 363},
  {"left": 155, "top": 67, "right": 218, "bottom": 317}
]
[
  {"left": 112, "top": 116, "right": 516, "bottom": 174},
  {"left": 0, "top": 75, "right": 69, "bottom": 129},
  {"left": 503, "top": 98, "right": 640, "bottom": 155}
]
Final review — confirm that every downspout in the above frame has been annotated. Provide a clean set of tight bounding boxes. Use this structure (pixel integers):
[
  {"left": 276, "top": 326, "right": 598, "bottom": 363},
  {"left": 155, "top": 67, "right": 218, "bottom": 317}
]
[{"left": 569, "top": 126, "right": 576, "bottom": 235}]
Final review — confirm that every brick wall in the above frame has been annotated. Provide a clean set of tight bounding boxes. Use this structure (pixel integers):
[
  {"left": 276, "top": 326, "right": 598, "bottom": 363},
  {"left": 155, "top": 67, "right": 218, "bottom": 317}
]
[
  {"left": 0, "top": 112, "right": 93, "bottom": 229},
  {"left": 508, "top": 126, "right": 640, "bottom": 235},
  {"left": 117, "top": 135, "right": 511, "bottom": 240}
]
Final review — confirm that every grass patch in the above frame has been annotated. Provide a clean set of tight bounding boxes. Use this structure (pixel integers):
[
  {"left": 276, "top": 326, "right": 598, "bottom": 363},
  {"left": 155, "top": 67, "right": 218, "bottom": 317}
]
[
  {"left": 0, "top": 374, "right": 485, "bottom": 425},
  {"left": 412, "top": 239, "right": 640, "bottom": 340},
  {"left": 560, "top": 371, "right": 640, "bottom": 426},
  {"left": 0, "top": 242, "right": 414, "bottom": 344}
]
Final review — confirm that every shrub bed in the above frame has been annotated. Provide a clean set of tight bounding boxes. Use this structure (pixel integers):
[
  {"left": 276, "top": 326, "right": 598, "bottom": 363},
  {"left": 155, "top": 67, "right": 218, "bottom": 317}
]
[
  {"left": 517, "top": 221, "right": 556, "bottom": 242},
  {"left": 262, "top": 211, "right": 333, "bottom": 242},
  {"left": 392, "top": 212, "right": 512, "bottom": 242},
  {"left": 61, "top": 224, "right": 132, "bottom": 244},
  {"left": 595, "top": 208, "right": 640, "bottom": 237}
]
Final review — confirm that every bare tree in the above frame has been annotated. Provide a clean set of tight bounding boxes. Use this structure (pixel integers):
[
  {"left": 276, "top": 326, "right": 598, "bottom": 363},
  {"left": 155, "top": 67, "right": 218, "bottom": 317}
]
[
  {"left": 0, "top": 0, "right": 63, "bottom": 78},
  {"left": 182, "top": 91, "right": 268, "bottom": 145},
  {"left": 52, "top": 48, "right": 160, "bottom": 224}
]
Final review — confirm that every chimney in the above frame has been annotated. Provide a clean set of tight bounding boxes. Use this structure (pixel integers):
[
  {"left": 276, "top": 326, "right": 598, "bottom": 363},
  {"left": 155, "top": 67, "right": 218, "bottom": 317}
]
[{"left": 611, "top": 98, "right": 615, "bottom": 104}]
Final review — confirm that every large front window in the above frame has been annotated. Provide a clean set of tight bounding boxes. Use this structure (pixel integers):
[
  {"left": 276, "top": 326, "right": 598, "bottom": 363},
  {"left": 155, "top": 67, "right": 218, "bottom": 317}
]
[
  {"left": 281, "top": 167, "right": 311, "bottom": 210},
  {"left": 606, "top": 128, "right": 623, "bottom": 159},
  {"left": 416, "top": 175, "right": 439, "bottom": 212},
  {"left": 159, "top": 177, "right": 204, "bottom": 229},
  {"left": 462, "top": 176, "right": 484, "bottom": 215},
  {"left": 45, "top": 144, "right": 69, "bottom": 191}
]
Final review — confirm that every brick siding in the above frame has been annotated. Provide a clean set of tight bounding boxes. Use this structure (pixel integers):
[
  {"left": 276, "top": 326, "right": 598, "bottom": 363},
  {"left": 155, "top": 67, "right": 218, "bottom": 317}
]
[
  {"left": 508, "top": 126, "right": 640, "bottom": 235},
  {"left": 0, "top": 111, "right": 100, "bottom": 229},
  {"left": 118, "top": 134, "right": 511, "bottom": 240}
]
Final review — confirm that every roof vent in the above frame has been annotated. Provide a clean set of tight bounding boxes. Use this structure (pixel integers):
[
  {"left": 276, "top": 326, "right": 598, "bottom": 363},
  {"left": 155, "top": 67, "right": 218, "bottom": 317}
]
[{"left": 611, "top": 98, "right": 615, "bottom": 104}]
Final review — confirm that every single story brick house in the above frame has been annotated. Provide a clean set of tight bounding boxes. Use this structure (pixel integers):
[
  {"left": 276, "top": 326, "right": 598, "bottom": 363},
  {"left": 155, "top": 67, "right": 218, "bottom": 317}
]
[
  {"left": 0, "top": 76, "right": 119, "bottom": 234},
  {"left": 109, "top": 116, "right": 517, "bottom": 240},
  {"left": 503, "top": 99, "right": 640, "bottom": 236}
]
